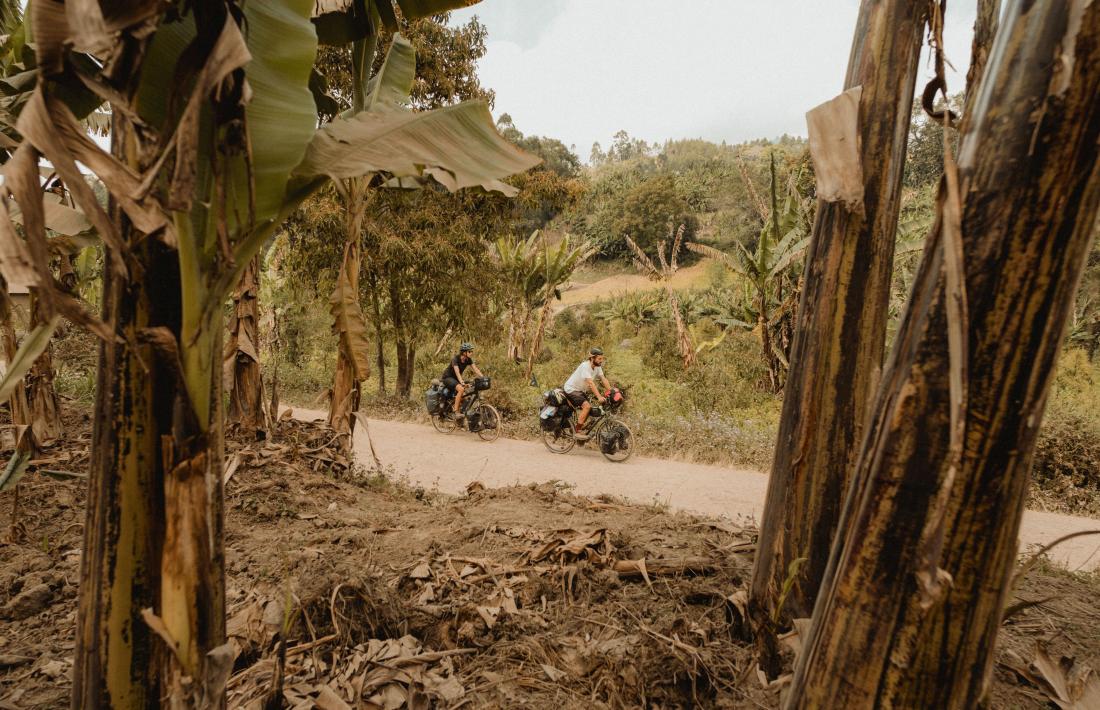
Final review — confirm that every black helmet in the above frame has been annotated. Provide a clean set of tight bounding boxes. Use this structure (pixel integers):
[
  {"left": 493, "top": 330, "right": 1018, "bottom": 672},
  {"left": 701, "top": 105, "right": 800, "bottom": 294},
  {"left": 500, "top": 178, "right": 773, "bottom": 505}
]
[
  {"left": 589, "top": 347, "right": 604, "bottom": 357},
  {"left": 460, "top": 342, "right": 475, "bottom": 353}
]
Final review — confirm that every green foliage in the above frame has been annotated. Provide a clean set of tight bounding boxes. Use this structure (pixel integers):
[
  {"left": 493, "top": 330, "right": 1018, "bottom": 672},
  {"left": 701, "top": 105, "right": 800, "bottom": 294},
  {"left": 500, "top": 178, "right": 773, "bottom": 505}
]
[
  {"left": 552, "top": 306, "right": 601, "bottom": 346},
  {"left": 605, "top": 174, "right": 698, "bottom": 259},
  {"left": 1030, "top": 349, "right": 1100, "bottom": 516},
  {"left": 903, "top": 94, "right": 962, "bottom": 189},
  {"left": 497, "top": 114, "right": 580, "bottom": 178}
]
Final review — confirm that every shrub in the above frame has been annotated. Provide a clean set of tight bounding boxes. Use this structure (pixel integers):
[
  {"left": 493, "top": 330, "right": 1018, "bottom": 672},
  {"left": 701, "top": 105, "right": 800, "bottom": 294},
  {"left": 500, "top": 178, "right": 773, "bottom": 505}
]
[{"left": 1029, "top": 349, "right": 1100, "bottom": 515}]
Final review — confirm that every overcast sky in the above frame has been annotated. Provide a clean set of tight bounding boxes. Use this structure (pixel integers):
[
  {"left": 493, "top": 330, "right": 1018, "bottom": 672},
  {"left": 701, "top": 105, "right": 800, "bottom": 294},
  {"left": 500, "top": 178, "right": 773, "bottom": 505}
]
[{"left": 451, "top": 1, "right": 979, "bottom": 159}]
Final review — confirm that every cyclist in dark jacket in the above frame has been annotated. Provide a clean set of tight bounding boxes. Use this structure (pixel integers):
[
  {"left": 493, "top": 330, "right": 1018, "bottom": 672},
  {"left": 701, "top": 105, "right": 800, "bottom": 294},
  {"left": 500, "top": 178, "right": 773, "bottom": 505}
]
[{"left": 440, "top": 342, "right": 484, "bottom": 422}]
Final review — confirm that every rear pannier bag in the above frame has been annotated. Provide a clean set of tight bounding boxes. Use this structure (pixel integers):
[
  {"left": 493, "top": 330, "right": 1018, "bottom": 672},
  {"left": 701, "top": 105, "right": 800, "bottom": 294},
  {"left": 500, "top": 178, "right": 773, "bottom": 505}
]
[{"left": 425, "top": 386, "right": 443, "bottom": 414}]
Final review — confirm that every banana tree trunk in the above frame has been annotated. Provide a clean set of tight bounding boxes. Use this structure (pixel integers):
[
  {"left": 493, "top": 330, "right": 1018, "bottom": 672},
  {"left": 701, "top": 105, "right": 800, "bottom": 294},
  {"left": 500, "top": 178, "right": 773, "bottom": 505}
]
[
  {"left": 329, "top": 179, "right": 370, "bottom": 439},
  {"left": 0, "top": 281, "right": 30, "bottom": 426},
  {"left": 227, "top": 255, "right": 265, "bottom": 434},
  {"left": 506, "top": 303, "right": 520, "bottom": 362},
  {"left": 329, "top": 241, "right": 364, "bottom": 437},
  {"left": 789, "top": 3, "right": 1100, "bottom": 706},
  {"left": 750, "top": 0, "right": 926, "bottom": 669},
  {"left": 27, "top": 291, "right": 62, "bottom": 443},
  {"left": 525, "top": 296, "right": 553, "bottom": 382},
  {"left": 755, "top": 287, "right": 781, "bottom": 393},
  {"left": 516, "top": 303, "right": 534, "bottom": 363},
  {"left": 666, "top": 285, "right": 694, "bottom": 369},
  {"left": 75, "top": 121, "right": 227, "bottom": 710}
]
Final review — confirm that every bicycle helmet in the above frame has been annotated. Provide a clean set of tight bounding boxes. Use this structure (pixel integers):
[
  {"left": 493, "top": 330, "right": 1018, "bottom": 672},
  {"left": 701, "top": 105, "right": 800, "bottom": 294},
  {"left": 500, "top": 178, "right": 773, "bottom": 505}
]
[
  {"left": 589, "top": 347, "right": 604, "bottom": 357},
  {"left": 460, "top": 342, "right": 475, "bottom": 353}
]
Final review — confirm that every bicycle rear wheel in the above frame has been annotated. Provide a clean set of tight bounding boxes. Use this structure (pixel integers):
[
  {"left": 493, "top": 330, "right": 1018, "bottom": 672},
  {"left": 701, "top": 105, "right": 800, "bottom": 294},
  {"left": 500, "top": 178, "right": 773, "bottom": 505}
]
[
  {"left": 542, "top": 418, "right": 576, "bottom": 454},
  {"left": 475, "top": 404, "right": 501, "bottom": 442},
  {"left": 431, "top": 410, "right": 457, "bottom": 434}
]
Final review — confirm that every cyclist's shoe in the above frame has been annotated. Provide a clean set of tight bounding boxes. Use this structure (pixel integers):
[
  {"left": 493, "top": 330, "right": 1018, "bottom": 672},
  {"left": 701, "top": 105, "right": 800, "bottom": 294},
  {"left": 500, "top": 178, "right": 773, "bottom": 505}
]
[
  {"left": 455, "top": 412, "right": 466, "bottom": 426},
  {"left": 573, "top": 428, "right": 590, "bottom": 441}
]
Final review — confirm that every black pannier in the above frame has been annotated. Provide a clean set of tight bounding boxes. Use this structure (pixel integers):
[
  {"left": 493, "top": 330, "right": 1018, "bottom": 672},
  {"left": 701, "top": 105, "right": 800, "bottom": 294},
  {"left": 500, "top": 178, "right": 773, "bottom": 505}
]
[
  {"left": 473, "top": 376, "right": 491, "bottom": 392},
  {"left": 425, "top": 385, "right": 444, "bottom": 414},
  {"left": 600, "top": 428, "right": 624, "bottom": 455}
]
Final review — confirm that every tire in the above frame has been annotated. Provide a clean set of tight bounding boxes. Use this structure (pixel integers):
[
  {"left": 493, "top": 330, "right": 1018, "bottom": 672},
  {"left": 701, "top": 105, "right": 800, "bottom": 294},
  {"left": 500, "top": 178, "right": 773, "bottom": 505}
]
[
  {"left": 475, "top": 404, "right": 501, "bottom": 442},
  {"left": 542, "top": 418, "right": 576, "bottom": 454},
  {"left": 598, "top": 418, "right": 634, "bottom": 462},
  {"left": 431, "top": 410, "right": 457, "bottom": 434}
]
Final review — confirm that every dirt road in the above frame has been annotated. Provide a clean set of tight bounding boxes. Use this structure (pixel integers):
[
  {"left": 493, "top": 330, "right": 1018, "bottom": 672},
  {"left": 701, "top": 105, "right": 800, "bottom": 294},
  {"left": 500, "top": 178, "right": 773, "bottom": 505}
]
[
  {"left": 296, "top": 410, "right": 1100, "bottom": 571},
  {"left": 557, "top": 259, "right": 712, "bottom": 308}
]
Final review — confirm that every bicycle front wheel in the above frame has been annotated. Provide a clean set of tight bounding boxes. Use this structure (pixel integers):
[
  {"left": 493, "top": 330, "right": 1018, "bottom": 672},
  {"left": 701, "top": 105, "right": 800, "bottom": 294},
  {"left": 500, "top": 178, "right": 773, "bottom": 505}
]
[
  {"left": 597, "top": 418, "right": 634, "bottom": 462},
  {"left": 475, "top": 404, "right": 501, "bottom": 442}
]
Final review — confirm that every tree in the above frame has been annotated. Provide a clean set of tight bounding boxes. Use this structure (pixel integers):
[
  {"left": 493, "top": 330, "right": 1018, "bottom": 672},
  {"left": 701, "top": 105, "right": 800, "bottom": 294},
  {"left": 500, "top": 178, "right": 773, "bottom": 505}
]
[
  {"left": 602, "top": 173, "right": 697, "bottom": 260},
  {"left": 688, "top": 153, "right": 811, "bottom": 391},
  {"left": 789, "top": 1, "right": 1100, "bottom": 705},
  {"left": 606, "top": 129, "right": 652, "bottom": 163},
  {"left": 315, "top": 12, "right": 528, "bottom": 420},
  {"left": 748, "top": 0, "right": 928, "bottom": 675},
  {"left": 625, "top": 225, "right": 694, "bottom": 369},
  {"left": 522, "top": 233, "right": 594, "bottom": 380},
  {"left": 496, "top": 231, "right": 544, "bottom": 362},
  {"left": 0, "top": 0, "right": 533, "bottom": 704}
]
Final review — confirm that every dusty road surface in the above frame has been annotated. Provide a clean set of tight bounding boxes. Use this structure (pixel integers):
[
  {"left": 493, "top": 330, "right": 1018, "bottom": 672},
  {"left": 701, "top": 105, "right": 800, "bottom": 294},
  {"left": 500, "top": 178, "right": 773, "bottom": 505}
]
[{"left": 295, "top": 410, "right": 1100, "bottom": 571}]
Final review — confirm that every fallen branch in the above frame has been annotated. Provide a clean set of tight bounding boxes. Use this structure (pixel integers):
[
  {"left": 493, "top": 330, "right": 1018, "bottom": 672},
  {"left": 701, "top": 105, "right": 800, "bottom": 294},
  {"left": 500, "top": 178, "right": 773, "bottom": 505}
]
[{"left": 612, "top": 557, "right": 720, "bottom": 578}]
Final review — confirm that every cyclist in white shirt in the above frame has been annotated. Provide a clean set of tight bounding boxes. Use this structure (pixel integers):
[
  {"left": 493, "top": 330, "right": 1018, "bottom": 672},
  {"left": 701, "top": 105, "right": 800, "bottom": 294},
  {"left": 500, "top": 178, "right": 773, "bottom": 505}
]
[{"left": 563, "top": 347, "right": 612, "bottom": 440}]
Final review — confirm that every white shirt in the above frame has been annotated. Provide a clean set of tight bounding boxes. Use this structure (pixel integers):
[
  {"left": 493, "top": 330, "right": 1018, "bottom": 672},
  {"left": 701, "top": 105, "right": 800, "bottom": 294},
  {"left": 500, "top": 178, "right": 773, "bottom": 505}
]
[{"left": 564, "top": 360, "right": 604, "bottom": 394}]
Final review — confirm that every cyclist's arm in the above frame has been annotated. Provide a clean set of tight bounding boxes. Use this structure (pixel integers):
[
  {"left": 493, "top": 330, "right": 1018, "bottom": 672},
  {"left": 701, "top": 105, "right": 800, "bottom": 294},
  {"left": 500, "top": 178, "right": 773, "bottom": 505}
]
[
  {"left": 600, "top": 375, "right": 611, "bottom": 393},
  {"left": 452, "top": 364, "right": 464, "bottom": 384},
  {"left": 587, "top": 378, "right": 605, "bottom": 402}
]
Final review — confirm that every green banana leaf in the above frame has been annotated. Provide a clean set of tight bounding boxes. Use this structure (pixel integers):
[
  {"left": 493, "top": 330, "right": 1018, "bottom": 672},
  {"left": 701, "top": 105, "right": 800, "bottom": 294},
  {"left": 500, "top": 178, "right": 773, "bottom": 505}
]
[
  {"left": 0, "top": 314, "right": 60, "bottom": 402},
  {"left": 363, "top": 32, "right": 415, "bottom": 111},
  {"left": 0, "top": 437, "right": 32, "bottom": 492},
  {"left": 292, "top": 35, "right": 539, "bottom": 195},
  {"left": 137, "top": 0, "right": 318, "bottom": 235},
  {"left": 238, "top": 0, "right": 318, "bottom": 229}
]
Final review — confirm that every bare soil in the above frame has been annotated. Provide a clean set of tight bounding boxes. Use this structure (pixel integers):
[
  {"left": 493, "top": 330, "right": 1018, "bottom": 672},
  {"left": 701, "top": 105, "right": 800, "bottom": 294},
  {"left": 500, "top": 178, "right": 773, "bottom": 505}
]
[{"left": 1, "top": 406, "right": 1098, "bottom": 708}]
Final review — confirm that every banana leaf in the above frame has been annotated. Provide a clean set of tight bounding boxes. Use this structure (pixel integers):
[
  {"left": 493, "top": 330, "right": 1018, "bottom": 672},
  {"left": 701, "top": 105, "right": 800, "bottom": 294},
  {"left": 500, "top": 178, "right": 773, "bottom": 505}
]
[
  {"left": 0, "top": 425, "right": 34, "bottom": 493},
  {"left": 0, "top": 314, "right": 59, "bottom": 402},
  {"left": 292, "top": 34, "right": 539, "bottom": 195},
  {"left": 329, "top": 247, "right": 372, "bottom": 380}
]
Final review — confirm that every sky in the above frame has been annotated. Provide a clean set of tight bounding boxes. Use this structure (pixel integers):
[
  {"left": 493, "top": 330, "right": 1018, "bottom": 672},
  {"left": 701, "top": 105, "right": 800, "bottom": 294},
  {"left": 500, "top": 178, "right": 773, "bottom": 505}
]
[{"left": 451, "top": 1, "right": 980, "bottom": 160}]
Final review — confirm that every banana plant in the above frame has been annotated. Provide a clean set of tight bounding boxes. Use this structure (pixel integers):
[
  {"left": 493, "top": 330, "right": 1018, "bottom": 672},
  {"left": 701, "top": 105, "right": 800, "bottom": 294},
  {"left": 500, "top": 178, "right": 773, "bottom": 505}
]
[
  {"left": 495, "top": 230, "right": 549, "bottom": 361},
  {"left": 0, "top": 0, "right": 536, "bottom": 704},
  {"left": 625, "top": 224, "right": 695, "bottom": 369},
  {"left": 595, "top": 291, "right": 663, "bottom": 332},
  {"left": 688, "top": 153, "right": 811, "bottom": 390},
  {"left": 524, "top": 233, "right": 594, "bottom": 380}
]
